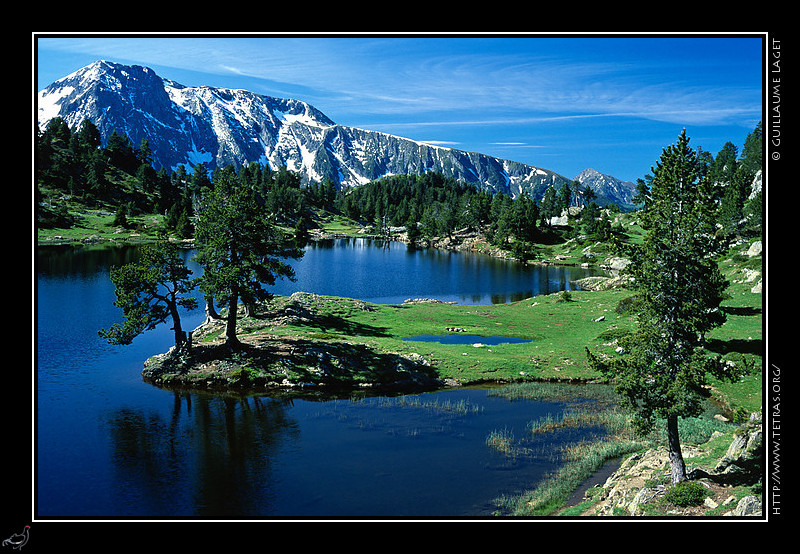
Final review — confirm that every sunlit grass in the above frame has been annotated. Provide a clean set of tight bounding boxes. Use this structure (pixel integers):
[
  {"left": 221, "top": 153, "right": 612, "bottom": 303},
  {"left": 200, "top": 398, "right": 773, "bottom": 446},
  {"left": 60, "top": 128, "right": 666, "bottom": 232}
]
[
  {"left": 486, "top": 428, "right": 517, "bottom": 456},
  {"left": 376, "top": 394, "right": 484, "bottom": 415}
]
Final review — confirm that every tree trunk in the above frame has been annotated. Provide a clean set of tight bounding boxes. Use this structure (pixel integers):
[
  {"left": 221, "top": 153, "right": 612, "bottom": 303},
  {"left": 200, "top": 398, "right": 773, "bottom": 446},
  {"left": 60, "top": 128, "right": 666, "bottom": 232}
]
[
  {"left": 169, "top": 304, "right": 188, "bottom": 353},
  {"left": 225, "top": 291, "right": 240, "bottom": 347},
  {"left": 667, "top": 415, "right": 687, "bottom": 483},
  {"left": 204, "top": 297, "right": 221, "bottom": 324}
]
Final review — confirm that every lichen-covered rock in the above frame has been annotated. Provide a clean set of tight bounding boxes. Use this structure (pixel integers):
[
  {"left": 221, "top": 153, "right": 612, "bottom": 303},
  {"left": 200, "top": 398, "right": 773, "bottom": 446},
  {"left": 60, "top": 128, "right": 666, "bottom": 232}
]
[
  {"left": 591, "top": 445, "right": 703, "bottom": 515},
  {"left": 728, "top": 495, "right": 762, "bottom": 516},
  {"left": 712, "top": 411, "right": 763, "bottom": 485}
]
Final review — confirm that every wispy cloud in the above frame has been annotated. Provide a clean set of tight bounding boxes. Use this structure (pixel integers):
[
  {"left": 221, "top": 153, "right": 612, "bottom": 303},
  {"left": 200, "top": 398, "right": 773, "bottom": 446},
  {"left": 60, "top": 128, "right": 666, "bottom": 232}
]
[
  {"left": 38, "top": 35, "right": 761, "bottom": 129},
  {"left": 36, "top": 34, "right": 763, "bottom": 182}
]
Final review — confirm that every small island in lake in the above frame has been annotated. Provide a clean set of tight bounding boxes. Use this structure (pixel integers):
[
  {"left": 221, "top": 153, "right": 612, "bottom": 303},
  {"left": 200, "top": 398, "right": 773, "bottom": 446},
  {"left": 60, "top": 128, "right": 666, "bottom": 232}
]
[{"left": 142, "top": 289, "right": 633, "bottom": 394}]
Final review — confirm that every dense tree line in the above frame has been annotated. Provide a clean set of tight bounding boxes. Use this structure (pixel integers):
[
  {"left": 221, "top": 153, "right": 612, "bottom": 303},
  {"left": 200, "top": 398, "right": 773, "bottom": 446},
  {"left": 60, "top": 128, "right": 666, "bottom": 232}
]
[
  {"left": 37, "top": 117, "right": 763, "bottom": 251},
  {"left": 36, "top": 117, "right": 334, "bottom": 241},
  {"left": 335, "top": 173, "right": 591, "bottom": 257},
  {"left": 633, "top": 121, "right": 763, "bottom": 240}
]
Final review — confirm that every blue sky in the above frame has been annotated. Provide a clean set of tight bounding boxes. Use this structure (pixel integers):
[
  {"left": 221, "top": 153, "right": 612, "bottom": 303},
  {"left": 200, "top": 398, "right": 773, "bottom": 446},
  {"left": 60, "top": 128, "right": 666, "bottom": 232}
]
[{"left": 35, "top": 34, "right": 764, "bottom": 183}]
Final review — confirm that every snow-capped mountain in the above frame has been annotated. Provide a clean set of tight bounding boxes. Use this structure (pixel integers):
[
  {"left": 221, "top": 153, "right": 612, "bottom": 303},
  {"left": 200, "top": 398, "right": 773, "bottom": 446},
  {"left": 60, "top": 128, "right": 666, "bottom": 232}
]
[
  {"left": 574, "top": 168, "right": 638, "bottom": 209},
  {"left": 37, "top": 60, "right": 636, "bottom": 205}
]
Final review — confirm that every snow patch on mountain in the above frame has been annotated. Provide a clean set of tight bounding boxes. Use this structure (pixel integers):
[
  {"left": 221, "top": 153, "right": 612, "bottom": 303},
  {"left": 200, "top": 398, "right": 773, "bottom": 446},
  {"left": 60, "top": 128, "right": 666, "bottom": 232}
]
[{"left": 37, "top": 60, "right": 637, "bottom": 207}]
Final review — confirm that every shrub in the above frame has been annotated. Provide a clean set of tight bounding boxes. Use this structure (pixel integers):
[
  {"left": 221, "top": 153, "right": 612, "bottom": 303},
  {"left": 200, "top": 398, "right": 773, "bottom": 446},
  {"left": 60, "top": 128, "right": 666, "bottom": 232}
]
[
  {"left": 615, "top": 294, "right": 643, "bottom": 315},
  {"left": 663, "top": 481, "right": 708, "bottom": 507}
]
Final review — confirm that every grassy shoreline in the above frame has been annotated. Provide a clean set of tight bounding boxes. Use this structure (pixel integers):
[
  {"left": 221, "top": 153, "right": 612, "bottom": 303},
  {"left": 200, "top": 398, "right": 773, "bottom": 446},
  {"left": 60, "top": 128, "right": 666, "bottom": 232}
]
[
  {"left": 145, "top": 243, "right": 762, "bottom": 416},
  {"left": 144, "top": 288, "right": 633, "bottom": 392}
]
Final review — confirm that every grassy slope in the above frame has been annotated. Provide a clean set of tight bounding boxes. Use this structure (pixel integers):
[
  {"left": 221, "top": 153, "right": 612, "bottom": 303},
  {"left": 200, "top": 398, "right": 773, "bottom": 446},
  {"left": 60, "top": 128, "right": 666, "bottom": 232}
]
[{"left": 253, "top": 289, "right": 631, "bottom": 385}]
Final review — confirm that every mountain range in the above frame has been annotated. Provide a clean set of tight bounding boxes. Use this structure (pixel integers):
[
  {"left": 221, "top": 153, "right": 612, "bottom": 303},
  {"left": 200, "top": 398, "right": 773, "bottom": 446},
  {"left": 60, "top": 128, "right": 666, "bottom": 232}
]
[{"left": 37, "top": 60, "right": 638, "bottom": 208}]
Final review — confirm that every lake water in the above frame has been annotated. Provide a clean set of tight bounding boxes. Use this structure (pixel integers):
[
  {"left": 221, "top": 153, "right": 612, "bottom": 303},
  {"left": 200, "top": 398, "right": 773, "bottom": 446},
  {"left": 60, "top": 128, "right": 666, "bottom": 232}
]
[
  {"left": 35, "top": 239, "right": 605, "bottom": 519},
  {"left": 274, "top": 237, "right": 603, "bottom": 304}
]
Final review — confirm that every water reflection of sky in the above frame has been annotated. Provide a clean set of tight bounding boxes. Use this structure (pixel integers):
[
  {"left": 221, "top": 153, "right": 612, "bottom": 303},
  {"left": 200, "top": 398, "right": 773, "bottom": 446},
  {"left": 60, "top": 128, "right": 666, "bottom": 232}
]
[
  {"left": 35, "top": 242, "right": 603, "bottom": 518},
  {"left": 273, "top": 238, "right": 603, "bottom": 305}
]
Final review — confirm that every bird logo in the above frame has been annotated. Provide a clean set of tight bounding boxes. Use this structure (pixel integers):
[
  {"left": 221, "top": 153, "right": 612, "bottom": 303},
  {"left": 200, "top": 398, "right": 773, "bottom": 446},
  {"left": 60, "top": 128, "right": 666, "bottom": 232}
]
[{"left": 2, "top": 526, "right": 29, "bottom": 550}]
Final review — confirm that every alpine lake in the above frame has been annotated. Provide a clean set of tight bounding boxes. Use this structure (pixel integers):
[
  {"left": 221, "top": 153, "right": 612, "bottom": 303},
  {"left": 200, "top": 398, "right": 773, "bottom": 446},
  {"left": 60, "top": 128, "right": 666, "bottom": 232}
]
[{"left": 36, "top": 236, "right": 620, "bottom": 519}]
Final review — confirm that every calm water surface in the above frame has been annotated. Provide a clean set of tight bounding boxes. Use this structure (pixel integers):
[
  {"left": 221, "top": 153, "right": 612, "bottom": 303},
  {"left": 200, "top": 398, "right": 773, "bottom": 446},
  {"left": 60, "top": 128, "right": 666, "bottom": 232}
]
[{"left": 35, "top": 239, "right": 604, "bottom": 518}]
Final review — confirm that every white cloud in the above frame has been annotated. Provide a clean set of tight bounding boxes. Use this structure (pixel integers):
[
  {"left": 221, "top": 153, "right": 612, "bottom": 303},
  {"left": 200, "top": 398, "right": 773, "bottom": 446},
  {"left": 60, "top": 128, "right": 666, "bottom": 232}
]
[{"left": 38, "top": 35, "right": 762, "bottom": 129}]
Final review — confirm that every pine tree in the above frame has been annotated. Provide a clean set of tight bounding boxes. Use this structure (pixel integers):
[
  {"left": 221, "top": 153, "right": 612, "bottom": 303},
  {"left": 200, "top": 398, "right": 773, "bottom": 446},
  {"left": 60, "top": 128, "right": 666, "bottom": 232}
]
[
  {"left": 194, "top": 166, "right": 303, "bottom": 347},
  {"left": 539, "top": 186, "right": 557, "bottom": 225},
  {"left": 75, "top": 119, "right": 102, "bottom": 152},
  {"left": 558, "top": 182, "right": 572, "bottom": 212},
  {"left": 99, "top": 237, "right": 199, "bottom": 351},
  {"left": 587, "top": 130, "right": 744, "bottom": 484}
]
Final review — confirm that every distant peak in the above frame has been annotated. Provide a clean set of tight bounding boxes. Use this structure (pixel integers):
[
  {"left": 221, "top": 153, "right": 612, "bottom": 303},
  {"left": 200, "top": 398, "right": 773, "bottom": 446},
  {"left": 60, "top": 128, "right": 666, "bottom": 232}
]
[{"left": 576, "top": 168, "right": 602, "bottom": 178}]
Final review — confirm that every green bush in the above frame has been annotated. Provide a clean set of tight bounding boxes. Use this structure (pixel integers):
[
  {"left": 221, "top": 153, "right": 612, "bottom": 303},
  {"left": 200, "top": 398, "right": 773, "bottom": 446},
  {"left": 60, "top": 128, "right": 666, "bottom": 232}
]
[
  {"left": 663, "top": 481, "right": 708, "bottom": 507},
  {"left": 615, "top": 294, "right": 643, "bottom": 315}
]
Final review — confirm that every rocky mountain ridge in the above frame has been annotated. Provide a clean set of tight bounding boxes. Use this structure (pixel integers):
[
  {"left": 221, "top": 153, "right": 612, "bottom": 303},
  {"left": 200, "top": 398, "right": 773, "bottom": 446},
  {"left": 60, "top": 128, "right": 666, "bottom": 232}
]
[{"left": 38, "top": 60, "right": 638, "bottom": 206}]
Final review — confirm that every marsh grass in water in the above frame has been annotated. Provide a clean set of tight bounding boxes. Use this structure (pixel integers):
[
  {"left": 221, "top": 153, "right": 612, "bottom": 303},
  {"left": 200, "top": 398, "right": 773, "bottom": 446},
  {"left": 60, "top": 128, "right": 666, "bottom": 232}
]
[
  {"left": 486, "top": 428, "right": 517, "bottom": 456},
  {"left": 487, "top": 382, "right": 738, "bottom": 515},
  {"left": 376, "top": 394, "right": 484, "bottom": 416},
  {"left": 485, "top": 382, "right": 648, "bottom": 515}
]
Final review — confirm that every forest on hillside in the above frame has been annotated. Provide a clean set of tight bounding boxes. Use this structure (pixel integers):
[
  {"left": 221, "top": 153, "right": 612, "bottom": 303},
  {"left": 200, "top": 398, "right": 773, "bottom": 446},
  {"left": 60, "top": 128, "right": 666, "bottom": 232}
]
[{"left": 36, "top": 117, "right": 764, "bottom": 256}]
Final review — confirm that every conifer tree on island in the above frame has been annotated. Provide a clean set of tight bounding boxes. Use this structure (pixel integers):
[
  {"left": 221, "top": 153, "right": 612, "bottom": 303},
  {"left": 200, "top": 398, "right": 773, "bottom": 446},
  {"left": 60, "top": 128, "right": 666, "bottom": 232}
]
[
  {"left": 194, "top": 166, "right": 303, "bottom": 348},
  {"left": 99, "top": 237, "right": 199, "bottom": 351},
  {"left": 587, "top": 129, "right": 746, "bottom": 484}
]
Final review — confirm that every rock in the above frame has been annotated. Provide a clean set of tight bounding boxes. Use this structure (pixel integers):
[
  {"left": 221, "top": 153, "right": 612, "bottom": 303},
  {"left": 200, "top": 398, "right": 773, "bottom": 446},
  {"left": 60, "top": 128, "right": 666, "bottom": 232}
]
[
  {"left": 572, "top": 275, "right": 628, "bottom": 291},
  {"left": 712, "top": 412, "right": 763, "bottom": 484},
  {"left": 739, "top": 268, "right": 761, "bottom": 283},
  {"left": 591, "top": 445, "right": 703, "bottom": 516},
  {"left": 729, "top": 495, "right": 762, "bottom": 516},
  {"left": 604, "top": 256, "right": 631, "bottom": 271},
  {"left": 628, "top": 486, "right": 665, "bottom": 515},
  {"left": 746, "top": 241, "right": 762, "bottom": 257},
  {"left": 403, "top": 298, "right": 455, "bottom": 305}
]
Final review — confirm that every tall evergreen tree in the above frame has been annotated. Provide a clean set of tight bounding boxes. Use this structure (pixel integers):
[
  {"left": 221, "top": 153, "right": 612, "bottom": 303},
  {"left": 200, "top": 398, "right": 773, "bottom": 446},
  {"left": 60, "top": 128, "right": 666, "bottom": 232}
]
[
  {"left": 539, "top": 186, "right": 557, "bottom": 225},
  {"left": 558, "top": 182, "right": 573, "bottom": 211},
  {"left": 194, "top": 166, "right": 303, "bottom": 347},
  {"left": 75, "top": 119, "right": 102, "bottom": 152},
  {"left": 587, "top": 130, "right": 744, "bottom": 484}
]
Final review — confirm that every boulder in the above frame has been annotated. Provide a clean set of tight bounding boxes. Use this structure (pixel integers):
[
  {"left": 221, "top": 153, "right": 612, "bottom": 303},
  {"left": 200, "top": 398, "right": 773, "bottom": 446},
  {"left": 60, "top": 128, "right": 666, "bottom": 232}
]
[
  {"left": 591, "top": 445, "right": 703, "bottom": 516},
  {"left": 729, "top": 495, "right": 762, "bottom": 516},
  {"left": 711, "top": 412, "right": 763, "bottom": 484},
  {"left": 605, "top": 256, "right": 631, "bottom": 271},
  {"left": 746, "top": 240, "right": 762, "bottom": 257}
]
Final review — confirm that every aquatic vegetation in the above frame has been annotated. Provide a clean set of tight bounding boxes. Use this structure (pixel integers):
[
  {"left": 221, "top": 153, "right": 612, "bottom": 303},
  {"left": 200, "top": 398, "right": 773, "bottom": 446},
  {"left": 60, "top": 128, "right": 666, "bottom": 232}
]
[
  {"left": 376, "top": 394, "right": 484, "bottom": 416},
  {"left": 486, "top": 428, "right": 517, "bottom": 456}
]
